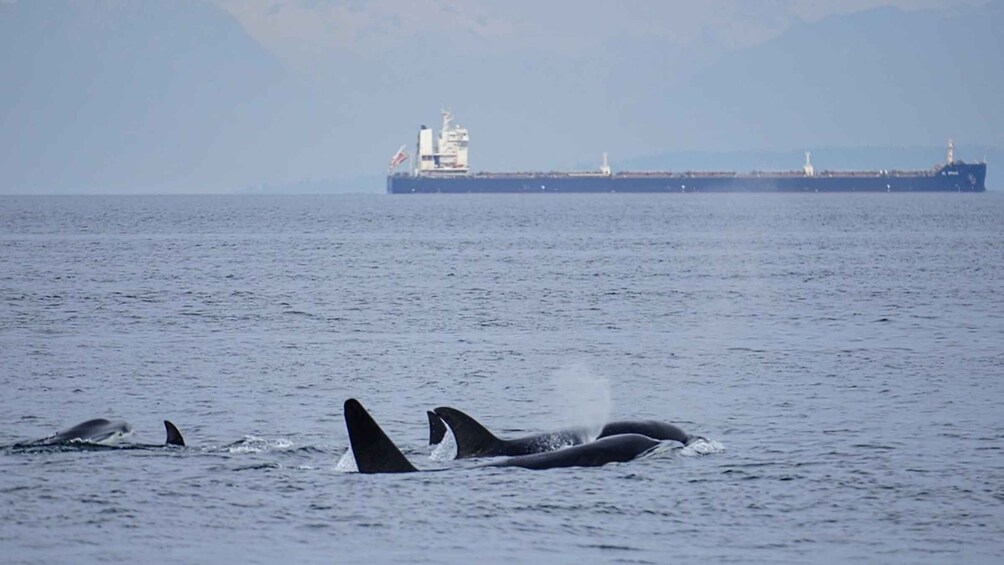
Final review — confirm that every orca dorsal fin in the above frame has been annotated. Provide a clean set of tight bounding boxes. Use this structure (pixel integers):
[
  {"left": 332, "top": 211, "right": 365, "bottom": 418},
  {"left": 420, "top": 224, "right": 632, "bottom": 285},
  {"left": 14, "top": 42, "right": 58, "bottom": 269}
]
[
  {"left": 427, "top": 411, "right": 447, "bottom": 446},
  {"left": 432, "top": 407, "right": 504, "bottom": 459},
  {"left": 164, "top": 420, "right": 185, "bottom": 446},
  {"left": 343, "top": 399, "right": 417, "bottom": 474}
]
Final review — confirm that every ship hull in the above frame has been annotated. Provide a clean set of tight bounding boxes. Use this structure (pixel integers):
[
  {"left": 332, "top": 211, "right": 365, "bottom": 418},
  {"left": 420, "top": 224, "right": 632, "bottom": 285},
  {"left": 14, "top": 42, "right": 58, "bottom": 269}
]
[{"left": 388, "top": 163, "right": 986, "bottom": 194}]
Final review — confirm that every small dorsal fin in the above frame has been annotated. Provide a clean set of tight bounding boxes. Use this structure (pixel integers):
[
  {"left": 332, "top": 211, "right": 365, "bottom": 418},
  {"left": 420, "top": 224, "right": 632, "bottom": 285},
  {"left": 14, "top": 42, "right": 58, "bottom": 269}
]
[
  {"left": 343, "top": 399, "right": 417, "bottom": 474},
  {"left": 427, "top": 411, "right": 447, "bottom": 446},
  {"left": 432, "top": 407, "right": 503, "bottom": 459},
  {"left": 164, "top": 420, "right": 185, "bottom": 446}
]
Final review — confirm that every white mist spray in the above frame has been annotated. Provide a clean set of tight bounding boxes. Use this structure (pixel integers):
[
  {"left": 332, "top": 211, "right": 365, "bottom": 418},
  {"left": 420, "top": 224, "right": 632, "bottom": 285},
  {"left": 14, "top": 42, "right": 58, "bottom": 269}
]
[{"left": 550, "top": 362, "right": 612, "bottom": 441}]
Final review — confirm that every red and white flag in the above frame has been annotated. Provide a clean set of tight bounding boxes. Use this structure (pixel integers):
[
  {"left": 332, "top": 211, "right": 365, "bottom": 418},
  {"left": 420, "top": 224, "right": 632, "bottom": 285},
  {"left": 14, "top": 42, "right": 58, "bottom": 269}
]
[{"left": 388, "top": 145, "right": 408, "bottom": 171}]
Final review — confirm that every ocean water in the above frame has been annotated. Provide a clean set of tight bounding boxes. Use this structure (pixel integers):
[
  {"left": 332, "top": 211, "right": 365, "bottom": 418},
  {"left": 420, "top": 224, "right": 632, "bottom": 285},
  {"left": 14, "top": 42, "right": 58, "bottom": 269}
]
[{"left": 1, "top": 193, "right": 1002, "bottom": 564}]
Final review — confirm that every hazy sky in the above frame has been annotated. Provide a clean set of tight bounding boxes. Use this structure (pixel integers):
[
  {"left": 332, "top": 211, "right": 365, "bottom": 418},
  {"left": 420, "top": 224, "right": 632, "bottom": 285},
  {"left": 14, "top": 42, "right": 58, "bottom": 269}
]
[
  {"left": 216, "top": 1, "right": 982, "bottom": 62},
  {"left": 1, "top": 0, "right": 999, "bottom": 193}
]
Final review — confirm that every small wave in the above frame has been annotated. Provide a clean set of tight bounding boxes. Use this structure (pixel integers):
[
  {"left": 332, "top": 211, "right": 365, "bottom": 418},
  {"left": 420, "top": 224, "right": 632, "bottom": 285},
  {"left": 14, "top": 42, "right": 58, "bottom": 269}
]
[
  {"left": 851, "top": 443, "right": 896, "bottom": 450},
  {"left": 282, "top": 310, "right": 313, "bottom": 317},
  {"left": 232, "top": 462, "right": 283, "bottom": 472},
  {"left": 580, "top": 543, "right": 642, "bottom": 552}
]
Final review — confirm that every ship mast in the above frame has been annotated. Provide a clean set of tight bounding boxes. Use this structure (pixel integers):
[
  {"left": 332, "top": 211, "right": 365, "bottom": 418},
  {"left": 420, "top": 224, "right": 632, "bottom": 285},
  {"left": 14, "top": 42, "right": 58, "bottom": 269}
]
[{"left": 946, "top": 139, "right": 955, "bottom": 164}]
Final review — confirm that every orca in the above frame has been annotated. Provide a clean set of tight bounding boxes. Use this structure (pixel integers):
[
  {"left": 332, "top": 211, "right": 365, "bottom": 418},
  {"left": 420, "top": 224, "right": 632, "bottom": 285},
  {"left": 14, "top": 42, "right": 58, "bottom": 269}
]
[
  {"left": 344, "top": 399, "right": 660, "bottom": 474},
  {"left": 164, "top": 420, "right": 186, "bottom": 446},
  {"left": 432, "top": 406, "right": 695, "bottom": 459},
  {"left": 17, "top": 418, "right": 185, "bottom": 448},
  {"left": 344, "top": 399, "right": 417, "bottom": 473},
  {"left": 489, "top": 434, "right": 661, "bottom": 471}
]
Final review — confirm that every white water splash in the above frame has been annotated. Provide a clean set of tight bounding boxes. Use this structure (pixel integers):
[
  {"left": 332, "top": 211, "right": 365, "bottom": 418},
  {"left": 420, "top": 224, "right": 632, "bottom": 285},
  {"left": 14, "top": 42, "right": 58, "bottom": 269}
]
[
  {"left": 226, "top": 436, "right": 294, "bottom": 454},
  {"left": 550, "top": 362, "right": 612, "bottom": 440},
  {"left": 429, "top": 429, "right": 457, "bottom": 461},
  {"left": 681, "top": 437, "right": 725, "bottom": 456},
  {"left": 335, "top": 447, "right": 358, "bottom": 472}
]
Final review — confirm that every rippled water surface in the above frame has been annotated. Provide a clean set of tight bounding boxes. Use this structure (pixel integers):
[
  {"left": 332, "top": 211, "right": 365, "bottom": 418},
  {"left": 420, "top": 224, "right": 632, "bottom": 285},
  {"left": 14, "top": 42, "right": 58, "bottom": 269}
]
[{"left": 1, "top": 193, "right": 1002, "bottom": 564}]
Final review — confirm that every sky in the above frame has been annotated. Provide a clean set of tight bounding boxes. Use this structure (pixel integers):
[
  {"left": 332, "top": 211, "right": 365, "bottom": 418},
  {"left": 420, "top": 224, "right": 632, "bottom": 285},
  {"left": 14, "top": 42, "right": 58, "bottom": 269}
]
[
  {"left": 0, "top": 0, "right": 1000, "bottom": 193},
  {"left": 216, "top": 0, "right": 979, "bottom": 62}
]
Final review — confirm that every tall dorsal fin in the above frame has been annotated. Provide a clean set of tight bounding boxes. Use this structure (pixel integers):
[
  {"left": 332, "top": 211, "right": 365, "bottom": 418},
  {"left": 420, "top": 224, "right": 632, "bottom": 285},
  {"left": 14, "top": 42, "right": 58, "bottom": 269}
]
[
  {"left": 433, "top": 407, "right": 504, "bottom": 459},
  {"left": 164, "top": 420, "right": 185, "bottom": 446},
  {"left": 343, "top": 399, "right": 417, "bottom": 474},
  {"left": 427, "top": 411, "right": 447, "bottom": 446}
]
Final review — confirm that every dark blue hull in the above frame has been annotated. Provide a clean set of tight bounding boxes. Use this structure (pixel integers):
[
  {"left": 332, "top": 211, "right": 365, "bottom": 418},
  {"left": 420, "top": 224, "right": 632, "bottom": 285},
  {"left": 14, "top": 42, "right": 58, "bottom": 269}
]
[{"left": 388, "top": 163, "right": 987, "bottom": 194}]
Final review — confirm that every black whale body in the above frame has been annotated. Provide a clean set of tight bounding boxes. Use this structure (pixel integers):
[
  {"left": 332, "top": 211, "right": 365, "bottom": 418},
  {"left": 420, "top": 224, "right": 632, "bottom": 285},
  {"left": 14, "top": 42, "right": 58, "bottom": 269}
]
[
  {"left": 427, "top": 410, "right": 448, "bottom": 446},
  {"left": 488, "top": 433, "right": 661, "bottom": 470},
  {"left": 344, "top": 399, "right": 660, "bottom": 474},
  {"left": 431, "top": 406, "right": 692, "bottom": 459}
]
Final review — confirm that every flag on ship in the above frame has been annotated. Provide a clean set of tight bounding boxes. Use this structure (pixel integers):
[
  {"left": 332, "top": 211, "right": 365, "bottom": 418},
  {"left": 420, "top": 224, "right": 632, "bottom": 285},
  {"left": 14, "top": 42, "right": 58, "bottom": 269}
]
[{"left": 388, "top": 145, "right": 408, "bottom": 171}]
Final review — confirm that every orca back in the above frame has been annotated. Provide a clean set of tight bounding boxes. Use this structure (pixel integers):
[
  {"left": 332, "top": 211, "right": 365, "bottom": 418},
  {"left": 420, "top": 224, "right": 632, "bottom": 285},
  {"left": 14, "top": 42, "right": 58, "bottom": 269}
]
[
  {"left": 47, "top": 418, "right": 133, "bottom": 444},
  {"left": 432, "top": 407, "right": 507, "bottom": 458},
  {"left": 599, "top": 420, "right": 690, "bottom": 444},
  {"left": 344, "top": 399, "right": 417, "bottom": 474},
  {"left": 494, "top": 434, "right": 661, "bottom": 471}
]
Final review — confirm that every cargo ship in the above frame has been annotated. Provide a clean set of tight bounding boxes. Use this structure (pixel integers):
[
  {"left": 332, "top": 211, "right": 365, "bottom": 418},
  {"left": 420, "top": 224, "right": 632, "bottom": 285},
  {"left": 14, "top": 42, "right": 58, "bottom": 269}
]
[{"left": 386, "top": 110, "right": 987, "bottom": 194}]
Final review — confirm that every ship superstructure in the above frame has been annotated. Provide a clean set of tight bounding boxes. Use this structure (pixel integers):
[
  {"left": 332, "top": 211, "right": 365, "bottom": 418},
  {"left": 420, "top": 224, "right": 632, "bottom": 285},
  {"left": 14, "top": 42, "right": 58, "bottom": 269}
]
[
  {"left": 387, "top": 111, "right": 987, "bottom": 193},
  {"left": 413, "top": 109, "right": 470, "bottom": 175}
]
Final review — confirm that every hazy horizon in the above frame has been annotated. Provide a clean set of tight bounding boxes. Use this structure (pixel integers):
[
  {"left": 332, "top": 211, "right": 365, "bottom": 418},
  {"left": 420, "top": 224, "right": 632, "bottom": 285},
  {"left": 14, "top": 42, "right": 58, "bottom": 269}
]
[{"left": 1, "top": 0, "right": 1001, "bottom": 194}]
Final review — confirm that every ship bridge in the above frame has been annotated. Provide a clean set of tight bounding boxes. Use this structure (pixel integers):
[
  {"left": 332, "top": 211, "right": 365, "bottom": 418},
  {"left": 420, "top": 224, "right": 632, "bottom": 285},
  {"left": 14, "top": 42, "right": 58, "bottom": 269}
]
[{"left": 415, "top": 109, "right": 470, "bottom": 175}]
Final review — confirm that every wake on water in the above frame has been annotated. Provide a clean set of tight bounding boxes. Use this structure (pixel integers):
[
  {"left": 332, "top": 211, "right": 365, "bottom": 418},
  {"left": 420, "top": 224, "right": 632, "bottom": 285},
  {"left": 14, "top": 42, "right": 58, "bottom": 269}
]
[
  {"left": 681, "top": 438, "right": 725, "bottom": 456},
  {"left": 223, "top": 436, "right": 296, "bottom": 454}
]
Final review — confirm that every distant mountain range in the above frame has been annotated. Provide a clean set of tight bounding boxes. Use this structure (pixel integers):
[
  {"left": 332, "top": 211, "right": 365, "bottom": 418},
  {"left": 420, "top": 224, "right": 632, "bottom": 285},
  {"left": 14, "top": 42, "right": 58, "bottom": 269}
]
[
  {"left": 616, "top": 145, "right": 999, "bottom": 181},
  {"left": 622, "top": 3, "right": 1004, "bottom": 156},
  {"left": 1, "top": 1, "right": 1000, "bottom": 193}
]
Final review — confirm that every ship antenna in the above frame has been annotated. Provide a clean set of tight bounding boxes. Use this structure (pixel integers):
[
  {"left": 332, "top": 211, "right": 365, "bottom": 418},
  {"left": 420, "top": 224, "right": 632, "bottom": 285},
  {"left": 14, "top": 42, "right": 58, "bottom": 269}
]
[
  {"left": 442, "top": 108, "right": 453, "bottom": 132},
  {"left": 946, "top": 139, "right": 954, "bottom": 164}
]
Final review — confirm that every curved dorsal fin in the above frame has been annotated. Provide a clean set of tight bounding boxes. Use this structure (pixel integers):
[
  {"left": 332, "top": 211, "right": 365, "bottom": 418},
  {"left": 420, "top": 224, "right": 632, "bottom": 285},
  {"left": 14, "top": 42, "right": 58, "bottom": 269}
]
[
  {"left": 343, "top": 399, "right": 417, "bottom": 474},
  {"left": 432, "top": 407, "right": 504, "bottom": 459},
  {"left": 427, "top": 411, "right": 447, "bottom": 446},
  {"left": 164, "top": 420, "right": 185, "bottom": 446}
]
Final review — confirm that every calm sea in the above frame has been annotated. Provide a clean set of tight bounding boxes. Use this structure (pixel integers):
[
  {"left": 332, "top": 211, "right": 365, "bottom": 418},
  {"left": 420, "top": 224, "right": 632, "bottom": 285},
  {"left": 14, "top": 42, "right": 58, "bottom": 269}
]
[{"left": 1, "top": 193, "right": 1002, "bottom": 564}]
